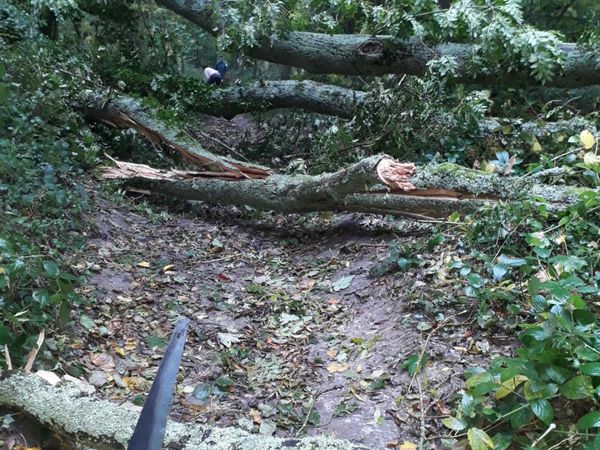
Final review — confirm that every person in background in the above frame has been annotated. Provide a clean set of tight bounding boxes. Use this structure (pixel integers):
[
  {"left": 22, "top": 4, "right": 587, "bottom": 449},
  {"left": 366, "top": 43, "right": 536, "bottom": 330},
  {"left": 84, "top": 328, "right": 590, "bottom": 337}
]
[{"left": 204, "top": 60, "right": 228, "bottom": 85}]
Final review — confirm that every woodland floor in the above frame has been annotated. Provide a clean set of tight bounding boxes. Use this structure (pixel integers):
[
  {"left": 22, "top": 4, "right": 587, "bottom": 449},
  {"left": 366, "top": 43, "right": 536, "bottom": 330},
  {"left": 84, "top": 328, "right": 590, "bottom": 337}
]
[
  {"left": 55, "top": 191, "right": 513, "bottom": 449},
  {"left": 2, "top": 117, "right": 517, "bottom": 450}
]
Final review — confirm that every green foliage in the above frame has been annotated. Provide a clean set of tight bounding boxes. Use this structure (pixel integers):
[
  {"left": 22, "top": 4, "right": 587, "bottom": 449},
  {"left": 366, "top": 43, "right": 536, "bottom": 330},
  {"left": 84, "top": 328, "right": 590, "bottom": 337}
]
[
  {"left": 218, "top": 0, "right": 569, "bottom": 83},
  {"left": 0, "top": 35, "right": 98, "bottom": 363},
  {"left": 443, "top": 183, "right": 600, "bottom": 448}
]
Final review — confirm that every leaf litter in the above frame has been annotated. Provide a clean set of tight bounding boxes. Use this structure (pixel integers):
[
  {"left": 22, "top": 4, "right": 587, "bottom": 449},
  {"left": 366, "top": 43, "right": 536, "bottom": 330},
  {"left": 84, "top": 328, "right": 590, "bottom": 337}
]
[{"left": 43, "top": 192, "right": 518, "bottom": 450}]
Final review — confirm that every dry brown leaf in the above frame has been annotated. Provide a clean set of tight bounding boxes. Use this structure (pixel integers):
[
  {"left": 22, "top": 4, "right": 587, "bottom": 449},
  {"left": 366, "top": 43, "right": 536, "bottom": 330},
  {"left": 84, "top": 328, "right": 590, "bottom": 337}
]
[
  {"left": 90, "top": 352, "right": 115, "bottom": 371},
  {"left": 249, "top": 408, "right": 263, "bottom": 424},
  {"left": 162, "top": 264, "right": 175, "bottom": 272},
  {"left": 327, "top": 362, "right": 349, "bottom": 373}
]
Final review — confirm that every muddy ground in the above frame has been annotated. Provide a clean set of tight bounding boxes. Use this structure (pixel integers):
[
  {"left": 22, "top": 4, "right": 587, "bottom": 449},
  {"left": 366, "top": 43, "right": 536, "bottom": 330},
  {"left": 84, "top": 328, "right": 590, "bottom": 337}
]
[{"left": 47, "top": 192, "right": 513, "bottom": 450}]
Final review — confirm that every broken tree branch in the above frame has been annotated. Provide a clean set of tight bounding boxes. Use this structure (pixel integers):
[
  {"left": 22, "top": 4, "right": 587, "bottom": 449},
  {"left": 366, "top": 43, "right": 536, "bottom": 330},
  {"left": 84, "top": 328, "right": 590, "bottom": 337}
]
[
  {"left": 103, "top": 156, "right": 592, "bottom": 219},
  {"left": 156, "top": 0, "right": 600, "bottom": 88},
  {"left": 0, "top": 372, "right": 354, "bottom": 450},
  {"left": 82, "top": 94, "right": 271, "bottom": 178}
]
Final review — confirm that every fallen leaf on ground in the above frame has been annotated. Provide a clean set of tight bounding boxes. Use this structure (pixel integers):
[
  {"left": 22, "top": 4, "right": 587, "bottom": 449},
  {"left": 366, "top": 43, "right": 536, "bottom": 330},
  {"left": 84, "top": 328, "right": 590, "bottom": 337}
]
[{"left": 327, "top": 362, "right": 349, "bottom": 373}]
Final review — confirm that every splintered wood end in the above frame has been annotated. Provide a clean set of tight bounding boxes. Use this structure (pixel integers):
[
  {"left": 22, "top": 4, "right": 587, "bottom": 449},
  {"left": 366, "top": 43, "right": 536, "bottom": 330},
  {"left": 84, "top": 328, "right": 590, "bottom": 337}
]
[{"left": 376, "top": 158, "right": 417, "bottom": 191}]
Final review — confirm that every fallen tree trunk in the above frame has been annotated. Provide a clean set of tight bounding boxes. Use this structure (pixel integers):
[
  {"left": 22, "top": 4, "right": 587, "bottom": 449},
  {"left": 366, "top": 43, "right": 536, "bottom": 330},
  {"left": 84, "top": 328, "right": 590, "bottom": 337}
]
[
  {"left": 206, "top": 80, "right": 366, "bottom": 119},
  {"left": 204, "top": 82, "right": 598, "bottom": 140},
  {"left": 103, "top": 156, "right": 590, "bottom": 219},
  {"left": 156, "top": 0, "right": 600, "bottom": 88},
  {"left": 0, "top": 372, "right": 353, "bottom": 450},
  {"left": 82, "top": 95, "right": 271, "bottom": 178}
]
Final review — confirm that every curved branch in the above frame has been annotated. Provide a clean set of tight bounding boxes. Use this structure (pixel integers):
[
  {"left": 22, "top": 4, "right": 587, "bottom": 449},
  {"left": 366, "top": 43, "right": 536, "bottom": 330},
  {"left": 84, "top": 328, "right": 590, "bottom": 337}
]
[{"left": 156, "top": 0, "right": 600, "bottom": 88}]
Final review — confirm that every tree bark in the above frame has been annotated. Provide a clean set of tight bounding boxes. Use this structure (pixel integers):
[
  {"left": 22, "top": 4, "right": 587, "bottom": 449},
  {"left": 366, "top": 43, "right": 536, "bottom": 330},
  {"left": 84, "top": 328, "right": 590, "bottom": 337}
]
[
  {"left": 156, "top": 0, "right": 600, "bottom": 88},
  {"left": 206, "top": 80, "right": 366, "bottom": 119},
  {"left": 0, "top": 372, "right": 353, "bottom": 450},
  {"left": 103, "top": 156, "right": 590, "bottom": 219},
  {"left": 206, "top": 82, "right": 597, "bottom": 140},
  {"left": 82, "top": 95, "right": 271, "bottom": 178}
]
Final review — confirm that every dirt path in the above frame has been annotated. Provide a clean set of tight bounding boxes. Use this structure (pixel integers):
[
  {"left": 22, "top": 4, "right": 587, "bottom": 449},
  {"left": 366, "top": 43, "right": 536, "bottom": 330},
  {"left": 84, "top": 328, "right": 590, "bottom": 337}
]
[{"left": 53, "top": 193, "right": 514, "bottom": 450}]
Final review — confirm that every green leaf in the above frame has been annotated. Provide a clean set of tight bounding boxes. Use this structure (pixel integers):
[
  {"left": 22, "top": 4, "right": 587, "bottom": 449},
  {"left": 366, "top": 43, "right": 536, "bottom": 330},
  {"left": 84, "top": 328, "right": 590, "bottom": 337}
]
[
  {"left": 530, "top": 399, "right": 553, "bottom": 424},
  {"left": 79, "top": 315, "right": 95, "bottom": 331},
  {"left": 497, "top": 255, "right": 528, "bottom": 267},
  {"left": 32, "top": 290, "right": 50, "bottom": 307},
  {"left": 427, "top": 234, "right": 445, "bottom": 251},
  {"left": 559, "top": 375, "right": 593, "bottom": 400},
  {"left": 491, "top": 433, "right": 512, "bottom": 450},
  {"left": 467, "top": 427, "right": 494, "bottom": 450},
  {"left": 580, "top": 363, "right": 600, "bottom": 376},
  {"left": 577, "top": 411, "right": 600, "bottom": 429},
  {"left": 465, "top": 371, "right": 494, "bottom": 389},
  {"left": 43, "top": 260, "right": 60, "bottom": 277},
  {"left": 461, "top": 392, "right": 476, "bottom": 417},
  {"left": 215, "top": 376, "right": 234, "bottom": 390},
  {"left": 441, "top": 416, "right": 467, "bottom": 431},
  {"left": 510, "top": 406, "right": 532, "bottom": 429}
]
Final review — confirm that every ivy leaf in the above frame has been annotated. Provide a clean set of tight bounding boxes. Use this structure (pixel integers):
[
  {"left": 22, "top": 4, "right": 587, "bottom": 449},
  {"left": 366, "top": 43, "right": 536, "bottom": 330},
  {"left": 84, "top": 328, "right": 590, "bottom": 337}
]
[
  {"left": 580, "top": 363, "right": 600, "bottom": 377},
  {"left": 559, "top": 375, "right": 593, "bottom": 400},
  {"left": 530, "top": 399, "right": 553, "bottom": 424},
  {"left": 467, "top": 427, "right": 494, "bottom": 450},
  {"left": 577, "top": 411, "right": 600, "bottom": 429},
  {"left": 43, "top": 260, "right": 60, "bottom": 277},
  {"left": 441, "top": 416, "right": 467, "bottom": 431}
]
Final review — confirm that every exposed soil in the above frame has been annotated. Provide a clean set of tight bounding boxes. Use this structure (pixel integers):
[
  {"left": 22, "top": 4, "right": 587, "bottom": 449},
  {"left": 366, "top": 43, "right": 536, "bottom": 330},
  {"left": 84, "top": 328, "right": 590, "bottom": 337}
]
[{"left": 48, "top": 193, "right": 514, "bottom": 450}]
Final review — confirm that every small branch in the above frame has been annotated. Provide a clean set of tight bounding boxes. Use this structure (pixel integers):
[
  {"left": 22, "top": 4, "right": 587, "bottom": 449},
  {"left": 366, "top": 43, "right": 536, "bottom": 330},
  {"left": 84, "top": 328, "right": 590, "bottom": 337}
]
[
  {"left": 24, "top": 329, "right": 45, "bottom": 373},
  {"left": 4, "top": 344, "right": 12, "bottom": 371}
]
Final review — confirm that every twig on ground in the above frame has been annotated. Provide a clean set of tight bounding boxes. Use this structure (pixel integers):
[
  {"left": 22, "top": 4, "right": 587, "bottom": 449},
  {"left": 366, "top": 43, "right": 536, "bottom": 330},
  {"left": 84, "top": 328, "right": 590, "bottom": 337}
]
[
  {"left": 4, "top": 345, "right": 12, "bottom": 370},
  {"left": 24, "top": 330, "right": 45, "bottom": 373},
  {"left": 531, "top": 423, "right": 557, "bottom": 448},
  {"left": 295, "top": 395, "right": 315, "bottom": 437}
]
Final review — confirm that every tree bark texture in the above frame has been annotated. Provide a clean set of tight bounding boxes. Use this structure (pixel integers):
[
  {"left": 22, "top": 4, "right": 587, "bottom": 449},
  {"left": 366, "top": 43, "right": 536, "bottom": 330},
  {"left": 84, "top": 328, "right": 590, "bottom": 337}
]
[
  {"left": 206, "top": 80, "right": 366, "bottom": 119},
  {"left": 103, "top": 156, "right": 591, "bottom": 219},
  {"left": 156, "top": 0, "right": 600, "bottom": 88},
  {"left": 0, "top": 372, "right": 353, "bottom": 450}
]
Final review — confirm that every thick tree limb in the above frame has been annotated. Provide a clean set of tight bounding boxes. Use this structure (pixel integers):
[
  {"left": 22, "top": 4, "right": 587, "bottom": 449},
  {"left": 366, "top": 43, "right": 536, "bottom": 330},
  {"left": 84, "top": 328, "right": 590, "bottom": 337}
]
[
  {"left": 156, "top": 0, "right": 600, "bottom": 88},
  {"left": 82, "top": 94, "right": 271, "bottom": 178},
  {"left": 0, "top": 372, "right": 353, "bottom": 450},
  {"left": 207, "top": 82, "right": 597, "bottom": 141},
  {"left": 103, "top": 156, "right": 590, "bottom": 219},
  {"left": 206, "top": 80, "right": 366, "bottom": 119}
]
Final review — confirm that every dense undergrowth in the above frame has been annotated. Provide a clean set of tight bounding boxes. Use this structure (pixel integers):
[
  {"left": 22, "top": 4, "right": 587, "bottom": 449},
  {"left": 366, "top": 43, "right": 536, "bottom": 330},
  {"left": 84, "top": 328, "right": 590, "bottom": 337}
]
[
  {"left": 384, "top": 179, "right": 600, "bottom": 447},
  {"left": 0, "top": 38, "right": 98, "bottom": 365}
]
